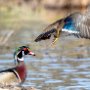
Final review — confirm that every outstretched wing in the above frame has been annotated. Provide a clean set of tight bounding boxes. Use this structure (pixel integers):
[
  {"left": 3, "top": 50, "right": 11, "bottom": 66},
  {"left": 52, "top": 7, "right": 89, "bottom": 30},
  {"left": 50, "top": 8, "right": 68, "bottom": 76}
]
[
  {"left": 35, "top": 19, "right": 64, "bottom": 42},
  {"left": 35, "top": 28, "right": 56, "bottom": 42},
  {"left": 35, "top": 6, "right": 90, "bottom": 43}
]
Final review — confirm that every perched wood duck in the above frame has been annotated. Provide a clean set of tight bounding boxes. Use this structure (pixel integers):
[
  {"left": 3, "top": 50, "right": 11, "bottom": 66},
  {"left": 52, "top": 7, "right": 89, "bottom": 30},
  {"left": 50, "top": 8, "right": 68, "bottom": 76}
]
[
  {"left": 35, "top": 7, "right": 90, "bottom": 45},
  {"left": 0, "top": 46, "right": 35, "bottom": 86}
]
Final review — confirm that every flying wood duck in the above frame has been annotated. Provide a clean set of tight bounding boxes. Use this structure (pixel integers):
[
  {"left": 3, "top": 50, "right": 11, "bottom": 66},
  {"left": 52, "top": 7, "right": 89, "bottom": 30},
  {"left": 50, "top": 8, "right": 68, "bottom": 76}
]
[
  {"left": 0, "top": 46, "right": 35, "bottom": 86},
  {"left": 35, "top": 6, "right": 90, "bottom": 45}
]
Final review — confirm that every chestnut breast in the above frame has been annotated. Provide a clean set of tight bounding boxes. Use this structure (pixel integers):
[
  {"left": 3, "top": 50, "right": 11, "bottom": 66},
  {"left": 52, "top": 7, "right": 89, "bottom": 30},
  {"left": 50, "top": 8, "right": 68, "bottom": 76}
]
[{"left": 15, "top": 63, "right": 27, "bottom": 82}]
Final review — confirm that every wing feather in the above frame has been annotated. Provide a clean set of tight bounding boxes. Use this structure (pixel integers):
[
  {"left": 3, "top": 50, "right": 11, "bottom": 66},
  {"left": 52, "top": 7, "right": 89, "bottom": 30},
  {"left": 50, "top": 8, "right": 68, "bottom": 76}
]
[
  {"left": 70, "top": 11, "right": 90, "bottom": 39},
  {"left": 34, "top": 19, "right": 62, "bottom": 42},
  {"left": 35, "top": 29, "right": 56, "bottom": 42},
  {"left": 35, "top": 6, "right": 90, "bottom": 42}
]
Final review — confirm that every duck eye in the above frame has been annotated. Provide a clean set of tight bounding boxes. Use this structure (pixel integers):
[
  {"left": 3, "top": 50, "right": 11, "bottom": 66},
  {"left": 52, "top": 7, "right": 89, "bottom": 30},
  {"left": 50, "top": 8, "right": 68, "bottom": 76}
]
[
  {"left": 23, "top": 48, "right": 28, "bottom": 51},
  {"left": 23, "top": 48, "right": 30, "bottom": 54}
]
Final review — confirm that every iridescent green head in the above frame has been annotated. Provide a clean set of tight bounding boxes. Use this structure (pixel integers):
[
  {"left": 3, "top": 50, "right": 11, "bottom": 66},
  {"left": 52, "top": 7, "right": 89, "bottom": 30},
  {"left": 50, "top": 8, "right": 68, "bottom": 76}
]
[{"left": 14, "top": 46, "right": 35, "bottom": 64}]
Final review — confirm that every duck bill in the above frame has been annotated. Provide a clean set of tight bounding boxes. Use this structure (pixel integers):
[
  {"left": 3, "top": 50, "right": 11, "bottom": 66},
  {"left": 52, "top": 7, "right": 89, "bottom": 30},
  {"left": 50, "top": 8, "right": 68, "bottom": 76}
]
[{"left": 29, "top": 51, "right": 36, "bottom": 56}]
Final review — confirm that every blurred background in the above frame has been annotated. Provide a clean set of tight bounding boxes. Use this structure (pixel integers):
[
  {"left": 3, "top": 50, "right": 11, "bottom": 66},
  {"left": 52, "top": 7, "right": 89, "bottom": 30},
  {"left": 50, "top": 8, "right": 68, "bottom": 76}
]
[
  {"left": 0, "top": 0, "right": 90, "bottom": 46},
  {"left": 0, "top": 0, "right": 90, "bottom": 90}
]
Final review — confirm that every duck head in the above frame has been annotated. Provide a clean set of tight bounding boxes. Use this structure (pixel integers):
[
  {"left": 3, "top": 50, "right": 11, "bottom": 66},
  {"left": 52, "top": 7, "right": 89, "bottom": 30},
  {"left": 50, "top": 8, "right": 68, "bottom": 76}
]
[{"left": 14, "top": 46, "right": 35, "bottom": 65}]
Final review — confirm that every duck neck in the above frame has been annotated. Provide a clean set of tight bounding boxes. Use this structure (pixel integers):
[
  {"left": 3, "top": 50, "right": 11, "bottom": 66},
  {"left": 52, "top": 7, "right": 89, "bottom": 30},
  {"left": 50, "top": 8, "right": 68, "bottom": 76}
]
[
  {"left": 15, "top": 59, "right": 27, "bottom": 83},
  {"left": 14, "top": 50, "right": 25, "bottom": 65},
  {"left": 15, "top": 58, "right": 25, "bottom": 66}
]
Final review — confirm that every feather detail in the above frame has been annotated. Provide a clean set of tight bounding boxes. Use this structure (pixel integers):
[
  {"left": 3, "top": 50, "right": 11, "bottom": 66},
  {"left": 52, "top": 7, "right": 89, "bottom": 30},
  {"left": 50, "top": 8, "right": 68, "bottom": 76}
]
[
  {"left": 35, "top": 29, "right": 56, "bottom": 42},
  {"left": 35, "top": 19, "right": 64, "bottom": 42},
  {"left": 0, "top": 71, "right": 19, "bottom": 86},
  {"left": 35, "top": 6, "right": 90, "bottom": 43}
]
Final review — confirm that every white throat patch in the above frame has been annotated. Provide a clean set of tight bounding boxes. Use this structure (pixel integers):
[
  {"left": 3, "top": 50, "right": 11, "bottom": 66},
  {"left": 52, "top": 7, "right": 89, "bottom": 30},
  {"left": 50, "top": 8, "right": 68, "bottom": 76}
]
[
  {"left": 22, "top": 51, "right": 25, "bottom": 56},
  {"left": 17, "top": 57, "right": 24, "bottom": 61}
]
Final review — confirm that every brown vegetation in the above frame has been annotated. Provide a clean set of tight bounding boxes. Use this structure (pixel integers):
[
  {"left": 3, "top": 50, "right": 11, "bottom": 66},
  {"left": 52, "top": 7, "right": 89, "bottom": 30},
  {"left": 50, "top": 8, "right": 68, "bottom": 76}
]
[{"left": 0, "top": 0, "right": 90, "bottom": 10}]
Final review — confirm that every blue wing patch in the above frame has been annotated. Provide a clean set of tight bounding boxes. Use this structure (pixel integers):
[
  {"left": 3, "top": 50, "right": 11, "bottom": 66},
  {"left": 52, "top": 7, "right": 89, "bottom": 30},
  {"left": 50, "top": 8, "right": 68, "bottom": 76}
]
[{"left": 63, "top": 17, "right": 79, "bottom": 33}]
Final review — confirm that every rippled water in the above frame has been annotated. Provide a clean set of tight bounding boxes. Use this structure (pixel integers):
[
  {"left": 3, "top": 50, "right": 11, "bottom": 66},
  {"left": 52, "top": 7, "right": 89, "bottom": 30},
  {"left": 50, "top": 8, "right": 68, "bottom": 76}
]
[{"left": 0, "top": 21, "right": 90, "bottom": 90}]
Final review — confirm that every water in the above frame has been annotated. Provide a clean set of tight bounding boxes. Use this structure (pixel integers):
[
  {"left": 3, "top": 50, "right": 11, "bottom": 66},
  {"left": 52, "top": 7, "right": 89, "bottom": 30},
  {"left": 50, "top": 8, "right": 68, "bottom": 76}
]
[{"left": 0, "top": 20, "right": 90, "bottom": 90}]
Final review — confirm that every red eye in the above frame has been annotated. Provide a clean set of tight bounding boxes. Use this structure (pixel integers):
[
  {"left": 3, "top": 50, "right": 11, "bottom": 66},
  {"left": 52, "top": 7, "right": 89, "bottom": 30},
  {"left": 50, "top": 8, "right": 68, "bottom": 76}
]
[{"left": 23, "top": 48, "right": 28, "bottom": 51}]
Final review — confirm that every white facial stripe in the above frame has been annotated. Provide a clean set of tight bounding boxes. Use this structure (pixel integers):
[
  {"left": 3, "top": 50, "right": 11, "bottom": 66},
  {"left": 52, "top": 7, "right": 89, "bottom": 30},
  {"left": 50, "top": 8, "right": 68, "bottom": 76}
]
[
  {"left": 14, "top": 50, "right": 26, "bottom": 64},
  {"left": 22, "top": 51, "right": 25, "bottom": 56}
]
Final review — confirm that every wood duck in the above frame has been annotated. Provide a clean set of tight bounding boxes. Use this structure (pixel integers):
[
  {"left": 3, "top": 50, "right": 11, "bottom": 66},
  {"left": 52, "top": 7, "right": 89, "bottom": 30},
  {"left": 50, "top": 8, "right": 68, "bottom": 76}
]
[
  {"left": 35, "top": 7, "right": 90, "bottom": 45},
  {"left": 0, "top": 46, "right": 35, "bottom": 86}
]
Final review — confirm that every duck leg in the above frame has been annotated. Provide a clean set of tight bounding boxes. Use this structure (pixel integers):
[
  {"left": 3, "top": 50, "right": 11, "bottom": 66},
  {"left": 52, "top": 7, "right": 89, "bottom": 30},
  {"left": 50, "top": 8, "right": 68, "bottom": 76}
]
[
  {"left": 51, "top": 21, "right": 64, "bottom": 46},
  {"left": 51, "top": 29, "right": 61, "bottom": 46}
]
